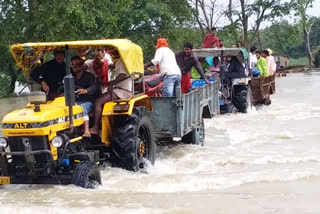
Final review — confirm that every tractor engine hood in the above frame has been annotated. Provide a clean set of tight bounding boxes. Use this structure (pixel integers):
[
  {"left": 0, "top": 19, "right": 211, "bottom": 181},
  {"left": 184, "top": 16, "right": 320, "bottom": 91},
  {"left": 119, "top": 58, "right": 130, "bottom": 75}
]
[{"left": 1, "top": 97, "right": 84, "bottom": 137}]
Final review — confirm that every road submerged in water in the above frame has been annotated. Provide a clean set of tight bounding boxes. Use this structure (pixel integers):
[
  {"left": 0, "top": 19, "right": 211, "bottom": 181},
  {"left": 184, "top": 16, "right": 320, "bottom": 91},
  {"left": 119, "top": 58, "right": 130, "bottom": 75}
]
[{"left": 1, "top": 71, "right": 320, "bottom": 214}]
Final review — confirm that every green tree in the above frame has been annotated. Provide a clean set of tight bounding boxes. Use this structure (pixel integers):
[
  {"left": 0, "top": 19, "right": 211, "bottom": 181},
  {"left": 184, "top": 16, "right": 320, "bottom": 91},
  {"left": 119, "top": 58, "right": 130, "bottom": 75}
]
[
  {"left": 0, "top": 0, "right": 29, "bottom": 95},
  {"left": 310, "top": 17, "right": 320, "bottom": 49},
  {"left": 0, "top": 0, "right": 194, "bottom": 96},
  {"left": 260, "top": 21, "right": 303, "bottom": 54},
  {"left": 227, "top": 0, "right": 290, "bottom": 49},
  {"left": 292, "top": 0, "right": 315, "bottom": 67}
]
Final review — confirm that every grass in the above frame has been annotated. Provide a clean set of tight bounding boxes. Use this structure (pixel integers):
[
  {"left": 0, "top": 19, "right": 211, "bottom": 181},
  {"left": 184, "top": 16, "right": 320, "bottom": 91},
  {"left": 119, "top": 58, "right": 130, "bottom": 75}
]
[{"left": 290, "top": 57, "right": 309, "bottom": 66}]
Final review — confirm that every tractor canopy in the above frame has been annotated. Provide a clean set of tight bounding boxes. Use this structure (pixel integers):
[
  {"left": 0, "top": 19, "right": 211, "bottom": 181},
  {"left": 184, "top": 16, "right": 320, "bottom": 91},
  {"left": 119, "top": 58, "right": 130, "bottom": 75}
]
[{"left": 10, "top": 39, "right": 144, "bottom": 77}]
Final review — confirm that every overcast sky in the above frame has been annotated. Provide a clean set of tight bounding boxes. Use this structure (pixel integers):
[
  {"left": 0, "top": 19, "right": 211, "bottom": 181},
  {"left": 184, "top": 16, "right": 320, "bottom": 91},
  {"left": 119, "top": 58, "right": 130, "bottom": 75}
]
[
  {"left": 212, "top": 0, "right": 320, "bottom": 28},
  {"left": 307, "top": 0, "right": 320, "bottom": 17}
]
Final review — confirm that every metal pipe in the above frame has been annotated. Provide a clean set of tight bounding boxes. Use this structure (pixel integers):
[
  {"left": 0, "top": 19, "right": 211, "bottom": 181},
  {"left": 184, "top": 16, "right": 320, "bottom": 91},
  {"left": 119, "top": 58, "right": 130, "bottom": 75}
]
[{"left": 64, "top": 45, "right": 74, "bottom": 131}]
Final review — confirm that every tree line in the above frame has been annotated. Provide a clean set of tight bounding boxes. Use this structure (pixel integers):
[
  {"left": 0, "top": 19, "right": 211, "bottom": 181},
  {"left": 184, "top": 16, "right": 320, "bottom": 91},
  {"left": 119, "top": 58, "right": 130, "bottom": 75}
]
[{"left": 0, "top": 0, "right": 318, "bottom": 96}]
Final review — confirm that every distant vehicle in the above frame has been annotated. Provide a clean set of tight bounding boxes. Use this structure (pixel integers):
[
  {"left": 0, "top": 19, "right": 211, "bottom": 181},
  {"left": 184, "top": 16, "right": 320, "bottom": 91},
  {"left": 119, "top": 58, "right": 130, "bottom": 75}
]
[{"left": 193, "top": 48, "right": 252, "bottom": 113}]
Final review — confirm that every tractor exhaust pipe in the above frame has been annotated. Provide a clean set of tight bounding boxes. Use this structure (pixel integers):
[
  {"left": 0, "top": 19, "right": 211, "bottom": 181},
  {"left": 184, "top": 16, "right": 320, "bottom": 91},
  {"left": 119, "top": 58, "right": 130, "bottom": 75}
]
[{"left": 64, "top": 45, "right": 75, "bottom": 131}]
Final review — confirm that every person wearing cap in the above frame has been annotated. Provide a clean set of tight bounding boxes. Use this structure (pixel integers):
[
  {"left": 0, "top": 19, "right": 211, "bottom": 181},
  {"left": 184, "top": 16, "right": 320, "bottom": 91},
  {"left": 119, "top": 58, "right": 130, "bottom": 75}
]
[
  {"left": 144, "top": 38, "right": 181, "bottom": 97},
  {"left": 30, "top": 49, "right": 66, "bottom": 100},
  {"left": 266, "top": 49, "right": 276, "bottom": 76},
  {"left": 175, "top": 42, "right": 210, "bottom": 94},
  {"left": 203, "top": 27, "right": 220, "bottom": 48}
]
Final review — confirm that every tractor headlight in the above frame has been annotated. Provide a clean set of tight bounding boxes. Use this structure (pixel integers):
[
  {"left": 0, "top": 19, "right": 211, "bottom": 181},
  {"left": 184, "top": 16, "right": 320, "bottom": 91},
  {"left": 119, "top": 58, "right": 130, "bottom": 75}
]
[
  {"left": 51, "top": 136, "right": 64, "bottom": 148},
  {"left": 0, "top": 137, "right": 8, "bottom": 148}
]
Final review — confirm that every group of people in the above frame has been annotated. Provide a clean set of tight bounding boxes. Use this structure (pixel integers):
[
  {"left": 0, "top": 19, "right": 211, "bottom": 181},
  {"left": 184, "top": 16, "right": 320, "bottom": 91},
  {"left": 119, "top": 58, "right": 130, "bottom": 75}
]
[
  {"left": 144, "top": 26, "right": 254, "bottom": 96},
  {"left": 29, "top": 29, "right": 276, "bottom": 137},
  {"left": 249, "top": 46, "right": 276, "bottom": 78},
  {"left": 144, "top": 39, "right": 210, "bottom": 96},
  {"left": 196, "top": 27, "right": 279, "bottom": 83},
  {"left": 31, "top": 48, "right": 132, "bottom": 137}
]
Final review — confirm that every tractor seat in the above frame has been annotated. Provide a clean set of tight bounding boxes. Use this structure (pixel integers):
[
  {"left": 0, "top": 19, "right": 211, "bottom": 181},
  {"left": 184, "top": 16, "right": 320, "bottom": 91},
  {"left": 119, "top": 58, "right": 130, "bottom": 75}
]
[{"left": 144, "top": 73, "right": 163, "bottom": 88}]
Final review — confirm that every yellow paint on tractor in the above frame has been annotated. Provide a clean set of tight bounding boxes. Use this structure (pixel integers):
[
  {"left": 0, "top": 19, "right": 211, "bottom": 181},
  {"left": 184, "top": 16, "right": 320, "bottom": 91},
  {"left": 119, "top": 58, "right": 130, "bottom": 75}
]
[
  {"left": 1, "top": 97, "right": 84, "bottom": 160},
  {"left": 4, "top": 39, "right": 153, "bottom": 161},
  {"left": 2, "top": 97, "right": 84, "bottom": 137},
  {"left": 100, "top": 95, "right": 152, "bottom": 145}
]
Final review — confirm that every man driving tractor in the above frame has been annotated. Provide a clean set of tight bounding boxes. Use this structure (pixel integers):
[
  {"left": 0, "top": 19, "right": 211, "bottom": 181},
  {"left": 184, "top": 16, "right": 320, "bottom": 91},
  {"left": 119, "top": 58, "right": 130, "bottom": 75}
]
[
  {"left": 71, "top": 55, "right": 99, "bottom": 137},
  {"left": 30, "top": 49, "right": 66, "bottom": 100}
]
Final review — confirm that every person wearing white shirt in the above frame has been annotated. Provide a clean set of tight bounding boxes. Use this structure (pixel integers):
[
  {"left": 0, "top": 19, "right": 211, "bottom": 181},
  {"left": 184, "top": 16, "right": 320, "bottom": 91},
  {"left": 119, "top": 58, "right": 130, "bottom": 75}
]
[
  {"left": 145, "top": 38, "right": 181, "bottom": 97},
  {"left": 249, "top": 46, "right": 258, "bottom": 74},
  {"left": 90, "top": 56, "right": 132, "bottom": 135}
]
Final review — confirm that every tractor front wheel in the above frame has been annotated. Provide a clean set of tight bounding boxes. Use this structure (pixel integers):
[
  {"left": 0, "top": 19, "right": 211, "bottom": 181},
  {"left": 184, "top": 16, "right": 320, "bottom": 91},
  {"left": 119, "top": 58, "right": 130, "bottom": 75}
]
[{"left": 72, "top": 161, "right": 101, "bottom": 189}]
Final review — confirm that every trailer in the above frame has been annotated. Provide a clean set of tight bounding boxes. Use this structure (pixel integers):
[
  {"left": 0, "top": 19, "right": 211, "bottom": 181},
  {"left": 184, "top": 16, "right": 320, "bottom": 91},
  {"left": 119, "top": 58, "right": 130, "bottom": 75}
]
[
  {"left": 192, "top": 48, "right": 252, "bottom": 113},
  {"left": 251, "top": 75, "right": 276, "bottom": 105},
  {"left": 150, "top": 78, "right": 220, "bottom": 146}
]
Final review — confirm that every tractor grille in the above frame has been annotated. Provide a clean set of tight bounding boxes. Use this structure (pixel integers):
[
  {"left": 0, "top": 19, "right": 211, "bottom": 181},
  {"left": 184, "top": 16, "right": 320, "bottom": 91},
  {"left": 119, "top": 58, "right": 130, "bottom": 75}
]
[{"left": 8, "top": 136, "right": 52, "bottom": 163}]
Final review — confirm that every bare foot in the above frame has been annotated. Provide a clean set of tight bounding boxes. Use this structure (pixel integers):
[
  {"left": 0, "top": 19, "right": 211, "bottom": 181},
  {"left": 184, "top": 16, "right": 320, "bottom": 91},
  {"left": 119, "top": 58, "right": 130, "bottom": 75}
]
[
  {"left": 83, "top": 131, "right": 91, "bottom": 137},
  {"left": 89, "top": 128, "right": 99, "bottom": 135}
]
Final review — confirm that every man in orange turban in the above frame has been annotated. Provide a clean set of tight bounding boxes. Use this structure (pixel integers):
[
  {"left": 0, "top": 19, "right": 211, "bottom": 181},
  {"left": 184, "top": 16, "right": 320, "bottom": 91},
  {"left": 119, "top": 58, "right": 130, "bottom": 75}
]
[{"left": 156, "top": 38, "right": 169, "bottom": 49}]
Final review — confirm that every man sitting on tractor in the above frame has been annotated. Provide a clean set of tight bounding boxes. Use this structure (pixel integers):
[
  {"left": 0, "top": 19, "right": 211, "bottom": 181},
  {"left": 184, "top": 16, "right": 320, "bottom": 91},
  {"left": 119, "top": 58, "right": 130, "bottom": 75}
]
[
  {"left": 71, "top": 56, "right": 99, "bottom": 137},
  {"left": 90, "top": 55, "right": 132, "bottom": 135},
  {"left": 30, "top": 49, "right": 66, "bottom": 100},
  {"left": 84, "top": 48, "right": 114, "bottom": 94}
]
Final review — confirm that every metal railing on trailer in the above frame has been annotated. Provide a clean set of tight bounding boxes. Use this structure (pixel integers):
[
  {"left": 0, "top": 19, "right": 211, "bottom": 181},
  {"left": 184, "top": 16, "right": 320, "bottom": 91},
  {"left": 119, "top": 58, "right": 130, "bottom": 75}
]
[{"left": 149, "top": 77, "right": 219, "bottom": 143}]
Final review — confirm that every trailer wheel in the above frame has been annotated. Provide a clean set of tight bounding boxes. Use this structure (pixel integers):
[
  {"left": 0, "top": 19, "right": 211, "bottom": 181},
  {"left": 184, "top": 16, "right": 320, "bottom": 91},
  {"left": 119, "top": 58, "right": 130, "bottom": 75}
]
[
  {"left": 111, "top": 106, "right": 156, "bottom": 171},
  {"left": 264, "top": 95, "right": 272, "bottom": 105},
  {"left": 264, "top": 86, "right": 272, "bottom": 105},
  {"left": 182, "top": 119, "right": 205, "bottom": 146},
  {"left": 232, "top": 85, "right": 249, "bottom": 113},
  {"left": 72, "top": 161, "right": 101, "bottom": 189}
]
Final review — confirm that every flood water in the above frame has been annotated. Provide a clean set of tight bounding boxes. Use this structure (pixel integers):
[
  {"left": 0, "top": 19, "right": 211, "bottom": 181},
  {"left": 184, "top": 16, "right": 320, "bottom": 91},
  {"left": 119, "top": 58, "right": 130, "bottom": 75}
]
[{"left": 1, "top": 72, "right": 320, "bottom": 214}]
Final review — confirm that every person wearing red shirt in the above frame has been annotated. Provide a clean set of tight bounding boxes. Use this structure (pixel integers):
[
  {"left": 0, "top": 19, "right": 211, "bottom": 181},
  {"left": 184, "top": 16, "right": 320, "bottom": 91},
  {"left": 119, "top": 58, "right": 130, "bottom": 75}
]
[
  {"left": 203, "top": 27, "right": 220, "bottom": 48},
  {"left": 84, "top": 48, "right": 112, "bottom": 94}
]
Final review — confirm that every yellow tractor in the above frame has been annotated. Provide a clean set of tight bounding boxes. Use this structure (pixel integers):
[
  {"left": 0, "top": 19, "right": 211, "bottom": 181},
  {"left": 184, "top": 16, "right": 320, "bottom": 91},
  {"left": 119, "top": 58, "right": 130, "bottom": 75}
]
[{"left": 0, "top": 39, "right": 155, "bottom": 188}]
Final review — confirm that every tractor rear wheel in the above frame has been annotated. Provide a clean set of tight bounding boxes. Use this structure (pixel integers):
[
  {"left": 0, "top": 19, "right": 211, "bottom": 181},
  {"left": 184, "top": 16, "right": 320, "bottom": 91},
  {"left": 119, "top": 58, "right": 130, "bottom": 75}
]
[{"left": 111, "top": 107, "right": 156, "bottom": 171}]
